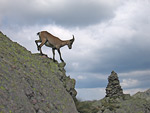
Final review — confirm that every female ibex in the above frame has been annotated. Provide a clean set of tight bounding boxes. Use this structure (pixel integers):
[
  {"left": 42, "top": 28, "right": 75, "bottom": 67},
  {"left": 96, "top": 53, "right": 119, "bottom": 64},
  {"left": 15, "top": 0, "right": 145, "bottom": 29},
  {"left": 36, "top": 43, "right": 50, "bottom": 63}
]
[{"left": 35, "top": 31, "right": 75, "bottom": 62}]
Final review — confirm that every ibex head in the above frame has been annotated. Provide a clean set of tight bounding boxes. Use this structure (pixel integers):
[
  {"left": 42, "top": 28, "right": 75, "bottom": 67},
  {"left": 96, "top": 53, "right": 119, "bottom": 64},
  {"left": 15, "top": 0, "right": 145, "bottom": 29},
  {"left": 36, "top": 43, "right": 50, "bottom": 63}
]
[{"left": 68, "top": 35, "right": 75, "bottom": 49}]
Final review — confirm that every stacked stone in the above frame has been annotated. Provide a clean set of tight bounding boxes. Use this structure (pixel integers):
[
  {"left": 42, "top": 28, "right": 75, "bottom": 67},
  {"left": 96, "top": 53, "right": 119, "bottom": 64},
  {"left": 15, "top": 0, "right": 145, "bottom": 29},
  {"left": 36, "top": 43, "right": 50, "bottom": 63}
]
[{"left": 106, "top": 71, "right": 123, "bottom": 97}]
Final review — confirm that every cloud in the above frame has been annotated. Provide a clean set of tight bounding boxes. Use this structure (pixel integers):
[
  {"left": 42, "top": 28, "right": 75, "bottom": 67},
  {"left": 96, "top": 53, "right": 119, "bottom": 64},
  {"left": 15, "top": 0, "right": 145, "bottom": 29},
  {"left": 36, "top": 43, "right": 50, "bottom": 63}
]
[
  {"left": 119, "top": 70, "right": 150, "bottom": 89},
  {"left": 77, "top": 75, "right": 87, "bottom": 80},
  {"left": 121, "top": 79, "right": 139, "bottom": 88},
  {"left": 76, "top": 88, "right": 105, "bottom": 101},
  {"left": 119, "top": 70, "right": 150, "bottom": 77},
  {"left": 65, "top": 0, "right": 150, "bottom": 75},
  {"left": 0, "top": 0, "right": 121, "bottom": 27}
]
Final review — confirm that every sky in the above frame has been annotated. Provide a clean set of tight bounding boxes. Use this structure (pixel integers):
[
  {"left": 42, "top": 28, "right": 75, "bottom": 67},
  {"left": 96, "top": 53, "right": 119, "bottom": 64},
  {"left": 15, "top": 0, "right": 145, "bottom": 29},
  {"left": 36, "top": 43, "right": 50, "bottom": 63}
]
[{"left": 0, "top": 0, "right": 150, "bottom": 101}]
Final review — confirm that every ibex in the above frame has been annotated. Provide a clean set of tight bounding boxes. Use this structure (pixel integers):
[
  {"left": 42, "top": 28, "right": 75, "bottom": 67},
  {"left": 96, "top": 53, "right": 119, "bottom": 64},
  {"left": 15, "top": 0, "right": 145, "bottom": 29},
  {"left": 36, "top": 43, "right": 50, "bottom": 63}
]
[{"left": 35, "top": 31, "right": 75, "bottom": 62}]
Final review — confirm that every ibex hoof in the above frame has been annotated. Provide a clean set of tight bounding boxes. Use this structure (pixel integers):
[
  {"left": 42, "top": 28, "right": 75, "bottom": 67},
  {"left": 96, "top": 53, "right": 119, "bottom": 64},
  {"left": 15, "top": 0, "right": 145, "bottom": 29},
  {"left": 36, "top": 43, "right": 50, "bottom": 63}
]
[
  {"left": 61, "top": 59, "right": 64, "bottom": 62},
  {"left": 53, "top": 59, "right": 57, "bottom": 62}
]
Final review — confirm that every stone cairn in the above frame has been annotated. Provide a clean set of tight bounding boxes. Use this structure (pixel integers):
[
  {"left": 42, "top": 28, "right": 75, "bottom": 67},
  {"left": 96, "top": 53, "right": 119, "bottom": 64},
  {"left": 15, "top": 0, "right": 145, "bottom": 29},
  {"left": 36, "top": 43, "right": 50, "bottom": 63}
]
[{"left": 106, "top": 71, "right": 124, "bottom": 97}]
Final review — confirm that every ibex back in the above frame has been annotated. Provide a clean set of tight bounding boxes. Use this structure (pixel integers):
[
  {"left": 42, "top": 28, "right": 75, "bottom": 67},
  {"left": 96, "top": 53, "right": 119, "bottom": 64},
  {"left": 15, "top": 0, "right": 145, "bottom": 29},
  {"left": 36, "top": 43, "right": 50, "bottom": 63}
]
[{"left": 35, "top": 31, "right": 75, "bottom": 62}]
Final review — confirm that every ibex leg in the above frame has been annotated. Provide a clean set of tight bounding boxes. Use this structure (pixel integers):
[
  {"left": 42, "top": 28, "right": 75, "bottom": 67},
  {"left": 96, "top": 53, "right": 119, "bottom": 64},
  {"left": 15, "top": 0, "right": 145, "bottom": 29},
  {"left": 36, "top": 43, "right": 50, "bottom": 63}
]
[
  {"left": 57, "top": 49, "right": 64, "bottom": 62},
  {"left": 35, "top": 40, "right": 41, "bottom": 51},
  {"left": 52, "top": 48, "right": 56, "bottom": 62},
  {"left": 38, "top": 39, "right": 46, "bottom": 55}
]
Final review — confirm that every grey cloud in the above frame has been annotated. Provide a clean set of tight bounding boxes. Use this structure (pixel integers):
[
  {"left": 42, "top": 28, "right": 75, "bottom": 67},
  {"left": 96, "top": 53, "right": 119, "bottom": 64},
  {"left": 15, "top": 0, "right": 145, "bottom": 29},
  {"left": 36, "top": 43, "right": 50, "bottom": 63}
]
[
  {"left": 50, "top": 1, "right": 116, "bottom": 27},
  {"left": 66, "top": 31, "right": 150, "bottom": 75},
  {"left": 0, "top": 0, "right": 120, "bottom": 27},
  {"left": 98, "top": 37, "right": 150, "bottom": 73},
  {"left": 120, "top": 70, "right": 150, "bottom": 90}
]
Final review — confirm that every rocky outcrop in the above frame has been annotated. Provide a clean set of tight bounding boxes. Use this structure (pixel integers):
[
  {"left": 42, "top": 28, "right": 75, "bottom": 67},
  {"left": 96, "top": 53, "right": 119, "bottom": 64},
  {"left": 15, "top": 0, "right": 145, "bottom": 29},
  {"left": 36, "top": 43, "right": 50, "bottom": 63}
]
[
  {"left": 95, "top": 71, "right": 150, "bottom": 113},
  {"left": 76, "top": 71, "right": 150, "bottom": 113},
  {"left": 133, "top": 89, "right": 150, "bottom": 101},
  {"left": 0, "top": 32, "right": 78, "bottom": 113},
  {"left": 106, "top": 71, "right": 123, "bottom": 97}
]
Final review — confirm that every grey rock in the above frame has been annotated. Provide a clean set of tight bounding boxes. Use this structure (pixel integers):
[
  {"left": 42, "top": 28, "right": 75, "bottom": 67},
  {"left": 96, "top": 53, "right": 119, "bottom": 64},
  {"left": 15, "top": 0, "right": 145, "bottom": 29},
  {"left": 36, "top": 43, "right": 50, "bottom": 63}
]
[
  {"left": 133, "top": 89, "right": 150, "bottom": 101},
  {"left": 103, "top": 109, "right": 112, "bottom": 113},
  {"left": 106, "top": 71, "right": 124, "bottom": 97}
]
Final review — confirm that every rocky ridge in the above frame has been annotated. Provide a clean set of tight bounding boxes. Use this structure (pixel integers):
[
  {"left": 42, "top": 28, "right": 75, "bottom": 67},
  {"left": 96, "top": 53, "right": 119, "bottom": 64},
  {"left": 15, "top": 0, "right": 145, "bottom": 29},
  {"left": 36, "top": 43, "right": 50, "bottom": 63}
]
[
  {"left": 133, "top": 89, "right": 150, "bottom": 101},
  {"left": 0, "top": 31, "right": 78, "bottom": 113}
]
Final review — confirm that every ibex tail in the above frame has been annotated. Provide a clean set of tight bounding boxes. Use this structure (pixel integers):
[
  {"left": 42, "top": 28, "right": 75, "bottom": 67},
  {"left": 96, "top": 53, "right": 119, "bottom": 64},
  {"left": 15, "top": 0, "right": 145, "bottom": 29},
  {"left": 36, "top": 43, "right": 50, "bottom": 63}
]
[{"left": 37, "top": 32, "right": 40, "bottom": 35}]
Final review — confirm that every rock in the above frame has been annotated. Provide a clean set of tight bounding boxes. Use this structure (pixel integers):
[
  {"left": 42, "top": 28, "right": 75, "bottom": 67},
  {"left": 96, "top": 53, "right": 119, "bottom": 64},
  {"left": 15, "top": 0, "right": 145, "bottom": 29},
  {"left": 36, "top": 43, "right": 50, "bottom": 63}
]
[
  {"left": 106, "top": 71, "right": 124, "bottom": 97},
  {"left": 31, "top": 98, "right": 37, "bottom": 105},
  {"left": 38, "top": 110, "right": 45, "bottom": 113},
  {"left": 59, "top": 62, "right": 66, "bottom": 67},
  {"left": 34, "top": 104, "right": 40, "bottom": 112},
  {"left": 133, "top": 89, "right": 150, "bottom": 101},
  {"left": 63, "top": 76, "right": 77, "bottom": 98},
  {"left": 41, "top": 54, "right": 48, "bottom": 58},
  {"left": 97, "top": 110, "right": 103, "bottom": 113},
  {"left": 103, "top": 109, "right": 112, "bottom": 113},
  {"left": 123, "top": 94, "right": 131, "bottom": 100}
]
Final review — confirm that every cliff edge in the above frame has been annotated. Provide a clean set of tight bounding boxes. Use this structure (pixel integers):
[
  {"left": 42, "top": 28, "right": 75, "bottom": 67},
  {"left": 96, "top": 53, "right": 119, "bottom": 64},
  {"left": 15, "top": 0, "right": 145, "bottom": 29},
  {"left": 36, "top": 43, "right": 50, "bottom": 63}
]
[{"left": 0, "top": 31, "right": 78, "bottom": 113}]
